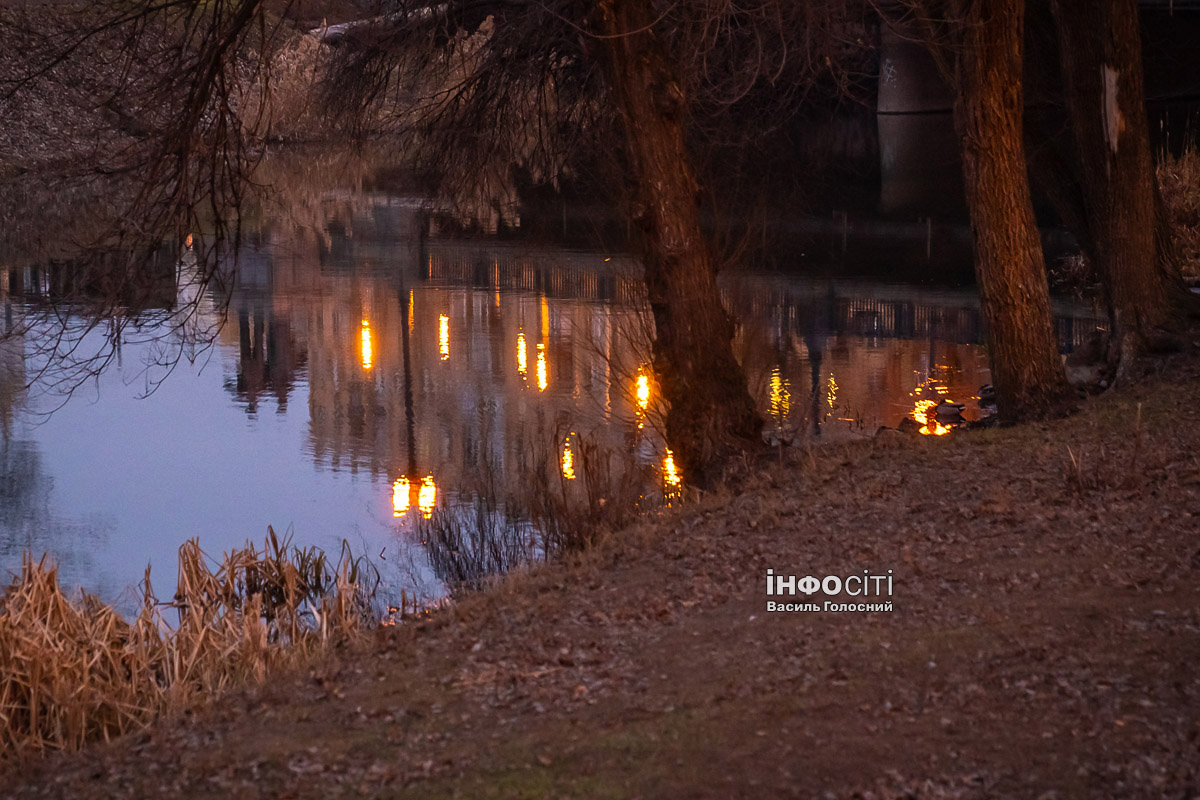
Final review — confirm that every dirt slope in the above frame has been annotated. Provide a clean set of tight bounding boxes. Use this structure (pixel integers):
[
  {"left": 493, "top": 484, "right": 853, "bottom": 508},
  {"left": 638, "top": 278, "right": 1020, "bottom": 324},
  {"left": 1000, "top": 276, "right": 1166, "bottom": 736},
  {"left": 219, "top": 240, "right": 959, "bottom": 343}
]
[{"left": 4, "top": 353, "right": 1200, "bottom": 799}]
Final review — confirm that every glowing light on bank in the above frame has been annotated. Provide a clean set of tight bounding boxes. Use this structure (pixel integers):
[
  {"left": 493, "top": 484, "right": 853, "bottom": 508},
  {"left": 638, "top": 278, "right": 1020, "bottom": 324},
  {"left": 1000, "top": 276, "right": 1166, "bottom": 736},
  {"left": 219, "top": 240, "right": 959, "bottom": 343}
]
[
  {"left": 913, "top": 399, "right": 949, "bottom": 436},
  {"left": 360, "top": 320, "right": 373, "bottom": 371},
  {"left": 921, "top": 420, "right": 950, "bottom": 436},
  {"left": 517, "top": 332, "right": 527, "bottom": 377},
  {"left": 439, "top": 315, "right": 450, "bottom": 360}
]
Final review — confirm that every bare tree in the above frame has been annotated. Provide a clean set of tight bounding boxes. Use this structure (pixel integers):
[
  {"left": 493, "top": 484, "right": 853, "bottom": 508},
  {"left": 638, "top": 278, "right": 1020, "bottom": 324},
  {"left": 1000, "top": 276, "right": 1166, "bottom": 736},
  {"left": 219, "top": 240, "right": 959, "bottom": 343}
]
[
  {"left": 898, "top": 0, "right": 1073, "bottom": 420},
  {"left": 3, "top": 0, "right": 882, "bottom": 482},
  {"left": 1048, "top": 0, "right": 1194, "bottom": 377},
  {"left": 589, "top": 1, "right": 763, "bottom": 486},
  {"left": 0, "top": 0, "right": 284, "bottom": 398},
  {"left": 319, "top": 0, "right": 874, "bottom": 484}
]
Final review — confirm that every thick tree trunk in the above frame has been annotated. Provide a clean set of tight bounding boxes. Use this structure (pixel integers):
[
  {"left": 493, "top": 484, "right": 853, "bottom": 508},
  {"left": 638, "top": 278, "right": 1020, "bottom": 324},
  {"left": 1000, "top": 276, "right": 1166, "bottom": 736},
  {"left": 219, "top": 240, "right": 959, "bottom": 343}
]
[
  {"left": 954, "top": 0, "right": 1072, "bottom": 420},
  {"left": 1051, "top": 0, "right": 1184, "bottom": 374},
  {"left": 594, "top": 0, "right": 761, "bottom": 488}
]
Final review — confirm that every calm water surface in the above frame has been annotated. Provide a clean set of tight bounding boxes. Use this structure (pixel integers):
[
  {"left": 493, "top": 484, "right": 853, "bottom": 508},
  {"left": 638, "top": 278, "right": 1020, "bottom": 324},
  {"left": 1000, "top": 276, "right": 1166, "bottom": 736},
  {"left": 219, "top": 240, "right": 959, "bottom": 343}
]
[{"left": 0, "top": 189, "right": 1102, "bottom": 607}]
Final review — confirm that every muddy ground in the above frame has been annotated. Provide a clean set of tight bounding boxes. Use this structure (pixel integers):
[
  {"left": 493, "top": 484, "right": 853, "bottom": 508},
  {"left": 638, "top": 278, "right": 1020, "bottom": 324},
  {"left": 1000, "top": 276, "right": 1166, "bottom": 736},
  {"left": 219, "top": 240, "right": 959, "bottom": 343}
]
[{"left": 2, "top": 346, "right": 1199, "bottom": 799}]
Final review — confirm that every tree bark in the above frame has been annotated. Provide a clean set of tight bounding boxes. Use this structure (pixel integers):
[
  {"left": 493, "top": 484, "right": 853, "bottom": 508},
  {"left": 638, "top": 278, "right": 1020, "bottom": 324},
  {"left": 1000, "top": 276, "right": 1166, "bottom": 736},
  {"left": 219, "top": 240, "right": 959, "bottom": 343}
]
[
  {"left": 953, "top": 0, "right": 1072, "bottom": 420},
  {"left": 1051, "top": 0, "right": 1186, "bottom": 374},
  {"left": 594, "top": 0, "right": 762, "bottom": 488}
]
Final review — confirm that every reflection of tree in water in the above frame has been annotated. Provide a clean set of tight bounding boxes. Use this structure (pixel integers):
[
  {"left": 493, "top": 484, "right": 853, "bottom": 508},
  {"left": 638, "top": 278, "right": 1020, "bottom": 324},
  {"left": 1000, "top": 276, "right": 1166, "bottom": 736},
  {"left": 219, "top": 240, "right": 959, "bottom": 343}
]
[
  {"left": 0, "top": 441, "right": 43, "bottom": 539},
  {"left": 0, "top": 303, "right": 25, "bottom": 438},
  {"left": 0, "top": 0, "right": 297, "bottom": 404},
  {"left": 418, "top": 499, "right": 536, "bottom": 595},
  {"left": 0, "top": 439, "right": 111, "bottom": 586}
]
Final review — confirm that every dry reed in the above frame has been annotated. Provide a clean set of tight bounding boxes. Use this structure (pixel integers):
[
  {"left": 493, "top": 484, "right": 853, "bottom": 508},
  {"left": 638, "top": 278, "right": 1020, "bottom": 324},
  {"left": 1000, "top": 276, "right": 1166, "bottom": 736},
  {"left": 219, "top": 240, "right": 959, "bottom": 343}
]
[
  {"left": 1158, "top": 140, "right": 1200, "bottom": 279},
  {"left": 0, "top": 528, "right": 376, "bottom": 760}
]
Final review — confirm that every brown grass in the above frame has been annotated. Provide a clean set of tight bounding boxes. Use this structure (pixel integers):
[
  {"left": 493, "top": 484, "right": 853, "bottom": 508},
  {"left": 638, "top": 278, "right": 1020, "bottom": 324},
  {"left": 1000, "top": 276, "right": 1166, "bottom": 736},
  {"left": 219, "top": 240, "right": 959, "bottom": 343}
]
[
  {"left": 0, "top": 529, "right": 376, "bottom": 761},
  {"left": 1157, "top": 142, "right": 1200, "bottom": 279},
  {"left": 418, "top": 424, "right": 666, "bottom": 595}
]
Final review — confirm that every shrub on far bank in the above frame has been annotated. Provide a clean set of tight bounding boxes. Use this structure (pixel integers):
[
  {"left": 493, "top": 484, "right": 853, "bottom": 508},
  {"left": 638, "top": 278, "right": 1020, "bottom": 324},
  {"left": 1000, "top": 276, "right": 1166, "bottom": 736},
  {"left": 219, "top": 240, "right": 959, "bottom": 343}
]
[{"left": 1158, "top": 144, "right": 1200, "bottom": 279}]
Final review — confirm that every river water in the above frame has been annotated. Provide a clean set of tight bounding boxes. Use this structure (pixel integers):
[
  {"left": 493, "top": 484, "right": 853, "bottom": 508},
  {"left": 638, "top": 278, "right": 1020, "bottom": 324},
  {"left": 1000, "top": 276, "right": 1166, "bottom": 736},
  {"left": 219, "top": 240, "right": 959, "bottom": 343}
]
[{"left": 0, "top": 179, "right": 1103, "bottom": 609}]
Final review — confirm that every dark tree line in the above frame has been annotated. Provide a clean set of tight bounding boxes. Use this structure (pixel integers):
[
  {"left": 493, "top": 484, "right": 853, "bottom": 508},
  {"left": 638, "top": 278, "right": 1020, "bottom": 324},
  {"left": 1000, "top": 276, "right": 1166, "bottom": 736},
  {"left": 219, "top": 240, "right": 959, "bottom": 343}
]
[
  {"left": 1040, "top": 0, "right": 1197, "bottom": 369},
  {"left": 892, "top": 0, "right": 1197, "bottom": 420},
  {"left": 312, "top": 0, "right": 1200, "bottom": 472},
  {"left": 8, "top": 0, "right": 1197, "bottom": 484},
  {"left": 900, "top": 0, "right": 1074, "bottom": 420},
  {"left": 318, "top": 0, "right": 872, "bottom": 486}
]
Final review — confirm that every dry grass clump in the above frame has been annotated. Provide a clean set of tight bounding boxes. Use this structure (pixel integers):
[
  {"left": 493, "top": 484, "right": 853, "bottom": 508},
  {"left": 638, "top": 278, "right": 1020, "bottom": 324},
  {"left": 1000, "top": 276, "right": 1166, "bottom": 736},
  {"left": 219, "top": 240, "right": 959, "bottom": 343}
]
[
  {"left": 241, "top": 31, "right": 330, "bottom": 143},
  {"left": 419, "top": 425, "right": 666, "bottom": 595},
  {"left": 0, "top": 529, "right": 376, "bottom": 760},
  {"left": 1157, "top": 142, "right": 1200, "bottom": 279}
]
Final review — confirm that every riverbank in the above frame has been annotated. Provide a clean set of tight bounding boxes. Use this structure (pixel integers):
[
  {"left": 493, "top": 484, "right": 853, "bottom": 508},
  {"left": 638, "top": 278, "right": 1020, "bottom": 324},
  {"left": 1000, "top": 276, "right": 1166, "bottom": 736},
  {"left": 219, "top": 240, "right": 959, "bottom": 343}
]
[{"left": 4, "top": 343, "right": 1199, "bottom": 798}]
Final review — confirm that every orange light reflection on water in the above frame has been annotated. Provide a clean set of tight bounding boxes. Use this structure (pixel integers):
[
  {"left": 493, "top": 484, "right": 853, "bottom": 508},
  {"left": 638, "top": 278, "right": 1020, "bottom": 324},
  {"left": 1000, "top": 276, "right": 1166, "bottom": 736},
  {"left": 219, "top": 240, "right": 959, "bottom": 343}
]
[
  {"left": 392, "top": 477, "right": 410, "bottom": 517},
  {"left": 770, "top": 367, "right": 790, "bottom": 420},
  {"left": 360, "top": 320, "right": 373, "bottom": 371},
  {"left": 418, "top": 476, "right": 437, "bottom": 518},
  {"left": 536, "top": 343, "right": 548, "bottom": 391},
  {"left": 913, "top": 399, "right": 950, "bottom": 436},
  {"left": 636, "top": 372, "right": 650, "bottom": 410},
  {"left": 392, "top": 475, "right": 438, "bottom": 518},
  {"left": 562, "top": 435, "right": 576, "bottom": 480}
]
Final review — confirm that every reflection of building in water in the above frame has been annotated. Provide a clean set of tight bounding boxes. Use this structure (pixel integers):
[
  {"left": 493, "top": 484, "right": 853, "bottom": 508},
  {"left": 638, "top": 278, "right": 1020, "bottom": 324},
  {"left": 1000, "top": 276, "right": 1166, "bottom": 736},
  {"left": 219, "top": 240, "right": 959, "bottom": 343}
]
[
  {"left": 225, "top": 202, "right": 655, "bottom": 504},
  {"left": 722, "top": 275, "right": 1100, "bottom": 352},
  {"left": 2, "top": 249, "right": 177, "bottom": 312},
  {"left": 228, "top": 195, "right": 1109, "bottom": 502},
  {"left": 174, "top": 238, "right": 219, "bottom": 348},
  {"left": 0, "top": 435, "right": 114, "bottom": 598},
  {"left": 725, "top": 274, "right": 1102, "bottom": 436},
  {"left": 232, "top": 304, "right": 303, "bottom": 414},
  {"left": 302, "top": 274, "right": 648, "bottom": 492},
  {"left": 219, "top": 195, "right": 435, "bottom": 416},
  {"left": 220, "top": 246, "right": 309, "bottom": 414}
]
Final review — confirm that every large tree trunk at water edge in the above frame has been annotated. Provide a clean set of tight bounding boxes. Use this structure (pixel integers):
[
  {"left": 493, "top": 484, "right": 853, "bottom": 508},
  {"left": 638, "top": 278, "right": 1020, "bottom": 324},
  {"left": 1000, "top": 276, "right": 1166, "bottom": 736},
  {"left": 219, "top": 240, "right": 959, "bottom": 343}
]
[
  {"left": 594, "top": 0, "right": 762, "bottom": 489},
  {"left": 953, "top": 0, "right": 1073, "bottom": 420},
  {"left": 1051, "top": 0, "right": 1185, "bottom": 378}
]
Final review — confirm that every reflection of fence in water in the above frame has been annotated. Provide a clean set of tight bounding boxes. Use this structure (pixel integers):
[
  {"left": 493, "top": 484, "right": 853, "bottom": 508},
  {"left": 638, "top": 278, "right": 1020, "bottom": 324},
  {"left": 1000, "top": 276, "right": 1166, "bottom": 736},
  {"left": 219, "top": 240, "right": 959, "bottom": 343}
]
[
  {"left": 424, "top": 246, "right": 1102, "bottom": 353},
  {"left": 424, "top": 244, "right": 644, "bottom": 305},
  {"left": 721, "top": 280, "right": 1102, "bottom": 352},
  {"left": 3, "top": 252, "right": 179, "bottom": 312}
]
